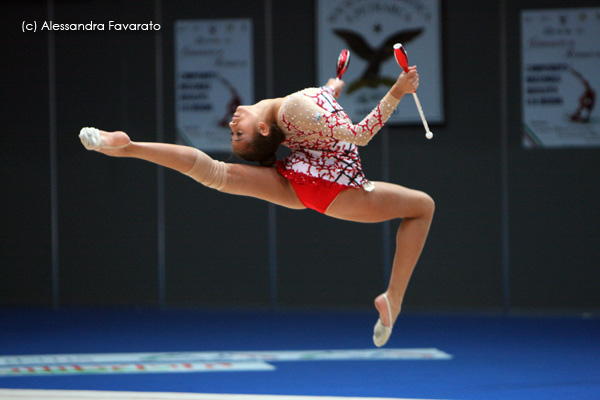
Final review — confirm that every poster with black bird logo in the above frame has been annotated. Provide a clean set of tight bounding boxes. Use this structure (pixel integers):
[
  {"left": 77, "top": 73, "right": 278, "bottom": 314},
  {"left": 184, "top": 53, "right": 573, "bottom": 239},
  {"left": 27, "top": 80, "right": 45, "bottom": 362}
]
[{"left": 317, "top": 0, "right": 443, "bottom": 125}]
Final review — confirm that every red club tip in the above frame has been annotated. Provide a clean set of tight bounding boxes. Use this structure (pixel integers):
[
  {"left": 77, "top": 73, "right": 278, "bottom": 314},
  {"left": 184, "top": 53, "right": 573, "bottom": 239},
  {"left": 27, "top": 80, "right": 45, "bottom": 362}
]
[
  {"left": 393, "top": 43, "right": 409, "bottom": 72},
  {"left": 336, "top": 49, "right": 350, "bottom": 79}
]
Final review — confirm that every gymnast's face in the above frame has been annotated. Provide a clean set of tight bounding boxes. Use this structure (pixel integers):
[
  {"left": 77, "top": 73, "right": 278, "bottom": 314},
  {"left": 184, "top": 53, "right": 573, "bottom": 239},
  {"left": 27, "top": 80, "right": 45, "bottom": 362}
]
[
  {"left": 229, "top": 106, "right": 259, "bottom": 152},
  {"left": 229, "top": 105, "right": 271, "bottom": 153}
]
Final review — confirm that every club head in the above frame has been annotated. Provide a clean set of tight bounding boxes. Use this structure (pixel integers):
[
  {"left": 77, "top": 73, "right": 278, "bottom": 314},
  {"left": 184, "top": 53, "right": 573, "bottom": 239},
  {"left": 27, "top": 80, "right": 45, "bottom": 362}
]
[
  {"left": 336, "top": 49, "right": 350, "bottom": 79},
  {"left": 393, "top": 43, "right": 409, "bottom": 72}
]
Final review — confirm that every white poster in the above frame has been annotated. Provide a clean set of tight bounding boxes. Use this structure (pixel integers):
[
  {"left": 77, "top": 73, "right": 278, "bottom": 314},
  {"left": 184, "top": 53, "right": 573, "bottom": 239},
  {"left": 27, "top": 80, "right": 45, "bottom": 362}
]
[
  {"left": 521, "top": 8, "right": 600, "bottom": 148},
  {"left": 317, "top": 0, "right": 443, "bottom": 124},
  {"left": 175, "top": 19, "right": 253, "bottom": 152}
]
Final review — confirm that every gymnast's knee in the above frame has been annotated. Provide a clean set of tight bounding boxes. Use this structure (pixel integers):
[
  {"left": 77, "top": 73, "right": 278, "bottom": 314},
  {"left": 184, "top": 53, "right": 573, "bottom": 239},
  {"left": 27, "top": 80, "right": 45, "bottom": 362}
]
[
  {"left": 419, "top": 192, "right": 435, "bottom": 219},
  {"left": 182, "top": 148, "right": 228, "bottom": 191}
]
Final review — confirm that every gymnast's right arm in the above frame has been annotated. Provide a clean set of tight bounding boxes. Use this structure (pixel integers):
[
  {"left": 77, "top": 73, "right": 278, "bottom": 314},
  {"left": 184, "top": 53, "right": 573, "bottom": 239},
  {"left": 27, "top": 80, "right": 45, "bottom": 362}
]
[{"left": 330, "top": 66, "right": 419, "bottom": 146}]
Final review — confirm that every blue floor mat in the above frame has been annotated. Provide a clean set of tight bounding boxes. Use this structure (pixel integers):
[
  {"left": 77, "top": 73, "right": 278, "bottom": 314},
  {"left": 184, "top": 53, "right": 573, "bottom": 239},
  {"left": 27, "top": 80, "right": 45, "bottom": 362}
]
[{"left": 0, "top": 308, "right": 598, "bottom": 399}]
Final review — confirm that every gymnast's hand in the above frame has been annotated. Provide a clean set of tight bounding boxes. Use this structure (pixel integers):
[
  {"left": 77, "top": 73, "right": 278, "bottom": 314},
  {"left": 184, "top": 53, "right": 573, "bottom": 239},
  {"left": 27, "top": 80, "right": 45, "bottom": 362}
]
[
  {"left": 326, "top": 78, "right": 345, "bottom": 98},
  {"left": 390, "top": 66, "right": 419, "bottom": 99}
]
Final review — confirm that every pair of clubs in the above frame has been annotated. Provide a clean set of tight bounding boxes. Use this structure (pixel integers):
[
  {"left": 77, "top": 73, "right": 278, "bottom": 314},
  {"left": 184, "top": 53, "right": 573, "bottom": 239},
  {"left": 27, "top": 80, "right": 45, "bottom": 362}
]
[{"left": 336, "top": 44, "right": 433, "bottom": 139}]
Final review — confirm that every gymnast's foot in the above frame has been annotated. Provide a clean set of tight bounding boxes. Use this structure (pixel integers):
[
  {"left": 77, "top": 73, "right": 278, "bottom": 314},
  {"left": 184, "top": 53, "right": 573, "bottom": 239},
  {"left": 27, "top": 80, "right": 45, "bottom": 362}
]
[
  {"left": 373, "top": 292, "right": 401, "bottom": 347},
  {"left": 79, "top": 127, "right": 131, "bottom": 155}
]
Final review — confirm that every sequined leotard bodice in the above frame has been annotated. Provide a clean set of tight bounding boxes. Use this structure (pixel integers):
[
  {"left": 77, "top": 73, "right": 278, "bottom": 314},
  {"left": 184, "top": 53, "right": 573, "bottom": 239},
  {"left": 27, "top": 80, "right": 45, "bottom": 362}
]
[{"left": 276, "top": 86, "right": 400, "bottom": 190}]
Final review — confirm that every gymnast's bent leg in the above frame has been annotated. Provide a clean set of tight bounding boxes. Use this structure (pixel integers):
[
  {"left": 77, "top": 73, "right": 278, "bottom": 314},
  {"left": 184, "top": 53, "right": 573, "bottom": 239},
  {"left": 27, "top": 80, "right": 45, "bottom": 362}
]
[{"left": 324, "top": 181, "right": 434, "bottom": 347}]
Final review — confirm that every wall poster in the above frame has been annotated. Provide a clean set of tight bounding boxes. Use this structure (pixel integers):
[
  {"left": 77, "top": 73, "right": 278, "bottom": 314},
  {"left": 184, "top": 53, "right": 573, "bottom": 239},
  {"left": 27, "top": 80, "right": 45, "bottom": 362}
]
[
  {"left": 175, "top": 19, "right": 253, "bottom": 152},
  {"left": 521, "top": 8, "right": 599, "bottom": 148},
  {"left": 316, "top": 0, "right": 443, "bottom": 125}
]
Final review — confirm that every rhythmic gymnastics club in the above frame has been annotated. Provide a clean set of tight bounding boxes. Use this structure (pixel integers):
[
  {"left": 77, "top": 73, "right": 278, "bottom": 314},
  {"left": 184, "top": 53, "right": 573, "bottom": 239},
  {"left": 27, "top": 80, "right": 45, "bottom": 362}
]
[
  {"left": 393, "top": 43, "right": 433, "bottom": 140},
  {"left": 336, "top": 49, "right": 350, "bottom": 80}
]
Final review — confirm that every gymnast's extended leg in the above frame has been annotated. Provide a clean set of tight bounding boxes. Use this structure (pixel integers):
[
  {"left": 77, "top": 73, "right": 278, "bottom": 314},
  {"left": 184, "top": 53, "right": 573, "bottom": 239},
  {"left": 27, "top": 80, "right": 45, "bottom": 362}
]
[{"left": 79, "top": 128, "right": 305, "bottom": 209}]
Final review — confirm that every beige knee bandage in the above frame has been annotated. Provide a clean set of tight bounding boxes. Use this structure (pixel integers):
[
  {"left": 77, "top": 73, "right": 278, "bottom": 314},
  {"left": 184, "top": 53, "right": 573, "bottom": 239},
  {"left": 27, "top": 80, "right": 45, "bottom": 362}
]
[{"left": 183, "top": 149, "right": 228, "bottom": 191}]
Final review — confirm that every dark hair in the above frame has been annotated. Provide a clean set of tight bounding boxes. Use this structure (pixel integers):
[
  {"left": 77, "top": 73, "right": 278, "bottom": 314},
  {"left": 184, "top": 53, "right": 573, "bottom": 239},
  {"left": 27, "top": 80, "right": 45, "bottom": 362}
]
[{"left": 233, "top": 124, "right": 285, "bottom": 166}]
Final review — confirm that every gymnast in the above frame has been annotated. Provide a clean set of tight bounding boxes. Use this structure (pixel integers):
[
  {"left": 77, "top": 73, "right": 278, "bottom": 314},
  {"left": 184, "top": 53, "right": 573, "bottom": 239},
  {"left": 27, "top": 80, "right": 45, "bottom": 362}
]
[{"left": 79, "top": 65, "right": 434, "bottom": 347}]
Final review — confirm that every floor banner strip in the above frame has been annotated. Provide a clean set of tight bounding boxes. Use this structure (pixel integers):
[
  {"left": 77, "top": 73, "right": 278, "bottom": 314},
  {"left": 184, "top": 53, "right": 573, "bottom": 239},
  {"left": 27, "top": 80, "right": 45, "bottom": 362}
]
[
  {"left": 0, "top": 389, "right": 437, "bottom": 400},
  {"left": 0, "top": 348, "right": 452, "bottom": 367},
  {"left": 0, "top": 362, "right": 274, "bottom": 376}
]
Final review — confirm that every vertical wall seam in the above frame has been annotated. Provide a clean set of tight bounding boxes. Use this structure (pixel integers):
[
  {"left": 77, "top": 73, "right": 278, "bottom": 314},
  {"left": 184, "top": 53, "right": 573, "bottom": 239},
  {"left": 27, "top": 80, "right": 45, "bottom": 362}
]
[
  {"left": 155, "top": 0, "right": 166, "bottom": 310},
  {"left": 499, "top": 0, "right": 511, "bottom": 314},
  {"left": 48, "top": 0, "right": 59, "bottom": 309},
  {"left": 265, "top": 0, "right": 278, "bottom": 309},
  {"left": 381, "top": 128, "right": 392, "bottom": 288}
]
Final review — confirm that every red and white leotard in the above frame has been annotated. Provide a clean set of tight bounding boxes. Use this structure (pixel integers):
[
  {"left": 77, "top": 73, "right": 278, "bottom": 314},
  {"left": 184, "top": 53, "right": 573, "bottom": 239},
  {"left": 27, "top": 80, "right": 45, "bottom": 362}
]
[{"left": 276, "top": 86, "right": 400, "bottom": 190}]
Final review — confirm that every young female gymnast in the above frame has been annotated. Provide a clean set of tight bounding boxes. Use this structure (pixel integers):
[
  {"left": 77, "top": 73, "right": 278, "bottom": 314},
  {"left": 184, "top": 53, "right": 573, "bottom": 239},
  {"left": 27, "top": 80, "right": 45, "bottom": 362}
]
[{"left": 79, "top": 66, "right": 434, "bottom": 347}]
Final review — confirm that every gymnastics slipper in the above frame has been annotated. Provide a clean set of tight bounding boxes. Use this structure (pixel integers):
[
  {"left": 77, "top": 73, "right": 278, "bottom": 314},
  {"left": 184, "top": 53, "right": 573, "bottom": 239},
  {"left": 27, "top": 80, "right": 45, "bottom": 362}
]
[
  {"left": 373, "top": 293, "right": 393, "bottom": 347},
  {"left": 79, "top": 127, "right": 129, "bottom": 151},
  {"left": 79, "top": 127, "right": 102, "bottom": 150}
]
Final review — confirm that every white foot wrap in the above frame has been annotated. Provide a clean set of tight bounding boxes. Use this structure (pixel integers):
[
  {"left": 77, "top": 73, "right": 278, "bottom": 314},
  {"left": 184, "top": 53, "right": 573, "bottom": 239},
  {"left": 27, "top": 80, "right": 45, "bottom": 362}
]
[
  {"left": 79, "top": 127, "right": 102, "bottom": 150},
  {"left": 183, "top": 148, "right": 227, "bottom": 191},
  {"left": 373, "top": 293, "right": 393, "bottom": 347}
]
